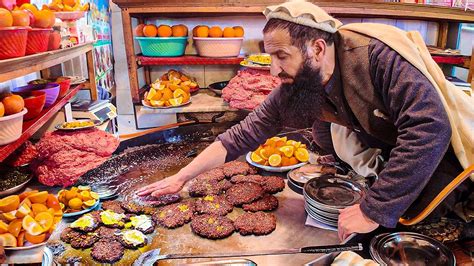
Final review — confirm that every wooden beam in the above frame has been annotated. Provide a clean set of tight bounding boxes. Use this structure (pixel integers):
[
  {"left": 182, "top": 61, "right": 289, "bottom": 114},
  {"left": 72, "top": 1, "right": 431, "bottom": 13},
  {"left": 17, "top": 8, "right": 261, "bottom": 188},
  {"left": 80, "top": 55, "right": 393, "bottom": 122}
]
[
  {"left": 144, "top": 66, "right": 151, "bottom": 85},
  {"left": 122, "top": 8, "right": 141, "bottom": 103},
  {"left": 86, "top": 50, "right": 98, "bottom": 101},
  {"left": 468, "top": 47, "right": 474, "bottom": 90},
  {"left": 437, "top": 22, "right": 449, "bottom": 49}
]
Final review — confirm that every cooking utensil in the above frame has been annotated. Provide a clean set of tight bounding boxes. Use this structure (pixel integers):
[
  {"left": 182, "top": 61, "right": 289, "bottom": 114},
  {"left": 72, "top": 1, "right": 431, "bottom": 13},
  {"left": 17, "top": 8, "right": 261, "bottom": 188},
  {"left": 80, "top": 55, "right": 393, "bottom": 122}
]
[
  {"left": 370, "top": 232, "right": 455, "bottom": 266},
  {"left": 0, "top": 175, "right": 32, "bottom": 197},
  {"left": 208, "top": 81, "right": 229, "bottom": 96},
  {"left": 134, "top": 243, "right": 363, "bottom": 266}
]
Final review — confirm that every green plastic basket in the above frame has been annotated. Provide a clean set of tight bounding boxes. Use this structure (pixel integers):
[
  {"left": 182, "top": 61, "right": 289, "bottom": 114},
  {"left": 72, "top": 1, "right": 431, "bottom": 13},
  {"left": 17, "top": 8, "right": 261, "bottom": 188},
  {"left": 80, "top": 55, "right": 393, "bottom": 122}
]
[{"left": 135, "top": 37, "right": 187, "bottom": 57}]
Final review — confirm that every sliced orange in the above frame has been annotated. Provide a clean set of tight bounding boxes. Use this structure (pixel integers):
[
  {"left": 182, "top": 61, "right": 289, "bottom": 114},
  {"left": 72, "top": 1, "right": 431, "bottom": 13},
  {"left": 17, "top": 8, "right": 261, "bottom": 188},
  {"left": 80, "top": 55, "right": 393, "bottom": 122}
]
[
  {"left": 17, "top": 231, "right": 25, "bottom": 247},
  {"left": 78, "top": 185, "right": 91, "bottom": 191},
  {"left": 150, "top": 100, "right": 165, "bottom": 107},
  {"left": 279, "top": 145, "right": 295, "bottom": 157},
  {"left": 295, "top": 148, "right": 309, "bottom": 162},
  {"left": 51, "top": 207, "right": 62, "bottom": 217},
  {"left": 83, "top": 199, "right": 96, "bottom": 208},
  {"left": 286, "top": 140, "right": 301, "bottom": 148},
  {"left": 0, "top": 233, "right": 17, "bottom": 247},
  {"left": 8, "top": 219, "right": 22, "bottom": 237},
  {"left": 281, "top": 156, "right": 292, "bottom": 167},
  {"left": 65, "top": 190, "right": 77, "bottom": 201},
  {"left": 35, "top": 212, "right": 54, "bottom": 231},
  {"left": 151, "top": 90, "right": 163, "bottom": 101},
  {"left": 169, "top": 97, "right": 183, "bottom": 106},
  {"left": 28, "top": 191, "right": 48, "bottom": 204},
  {"left": 259, "top": 148, "right": 270, "bottom": 160},
  {"left": 264, "top": 139, "right": 276, "bottom": 147},
  {"left": 32, "top": 203, "right": 48, "bottom": 216},
  {"left": 19, "top": 190, "right": 38, "bottom": 202},
  {"left": 46, "top": 194, "right": 61, "bottom": 211},
  {"left": 20, "top": 198, "right": 32, "bottom": 208},
  {"left": 2, "top": 211, "right": 17, "bottom": 222},
  {"left": 173, "top": 88, "right": 187, "bottom": 99},
  {"left": 80, "top": 191, "right": 91, "bottom": 201},
  {"left": 268, "top": 154, "right": 282, "bottom": 167},
  {"left": 0, "top": 195, "right": 20, "bottom": 213},
  {"left": 25, "top": 232, "right": 46, "bottom": 244},
  {"left": 68, "top": 198, "right": 82, "bottom": 210},
  {"left": 299, "top": 144, "right": 307, "bottom": 149},
  {"left": 90, "top": 192, "right": 99, "bottom": 200},
  {"left": 15, "top": 202, "right": 32, "bottom": 218},
  {"left": 289, "top": 156, "right": 299, "bottom": 166},
  {"left": 47, "top": 208, "right": 55, "bottom": 216},
  {"left": 22, "top": 215, "right": 44, "bottom": 236},
  {"left": 146, "top": 88, "right": 157, "bottom": 100},
  {"left": 275, "top": 139, "right": 286, "bottom": 147},
  {"left": 0, "top": 220, "right": 8, "bottom": 234},
  {"left": 251, "top": 152, "right": 264, "bottom": 164}
]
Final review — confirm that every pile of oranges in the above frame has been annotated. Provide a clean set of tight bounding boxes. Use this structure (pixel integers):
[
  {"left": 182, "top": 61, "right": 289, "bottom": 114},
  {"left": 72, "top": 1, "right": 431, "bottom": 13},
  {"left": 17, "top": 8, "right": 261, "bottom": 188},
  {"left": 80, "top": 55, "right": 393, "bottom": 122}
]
[
  {"left": 0, "top": 4, "right": 56, "bottom": 28},
  {"left": 251, "top": 136, "right": 310, "bottom": 167},
  {"left": 144, "top": 70, "right": 196, "bottom": 107},
  {"left": 0, "top": 191, "right": 62, "bottom": 247},
  {"left": 0, "top": 94, "right": 24, "bottom": 118},
  {"left": 193, "top": 25, "right": 244, "bottom": 38},
  {"left": 134, "top": 24, "right": 189, "bottom": 38},
  {"left": 57, "top": 186, "right": 99, "bottom": 213},
  {"left": 46, "top": 0, "right": 89, "bottom": 12}
]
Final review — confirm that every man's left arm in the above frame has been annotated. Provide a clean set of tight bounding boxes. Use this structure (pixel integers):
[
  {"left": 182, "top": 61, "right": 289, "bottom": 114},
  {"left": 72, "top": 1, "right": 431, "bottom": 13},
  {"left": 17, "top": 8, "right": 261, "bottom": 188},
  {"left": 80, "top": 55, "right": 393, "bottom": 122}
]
[{"left": 339, "top": 40, "right": 452, "bottom": 238}]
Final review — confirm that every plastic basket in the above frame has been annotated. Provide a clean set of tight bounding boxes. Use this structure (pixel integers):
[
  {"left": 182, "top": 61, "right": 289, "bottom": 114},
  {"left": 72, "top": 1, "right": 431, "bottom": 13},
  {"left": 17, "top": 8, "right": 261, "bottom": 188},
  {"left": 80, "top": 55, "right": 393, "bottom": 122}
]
[
  {"left": 193, "top": 37, "right": 243, "bottom": 58},
  {"left": 135, "top": 37, "right": 187, "bottom": 57},
  {"left": 26, "top": 28, "right": 53, "bottom": 55},
  {"left": 0, "top": 27, "right": 29, "bottom": 60}
]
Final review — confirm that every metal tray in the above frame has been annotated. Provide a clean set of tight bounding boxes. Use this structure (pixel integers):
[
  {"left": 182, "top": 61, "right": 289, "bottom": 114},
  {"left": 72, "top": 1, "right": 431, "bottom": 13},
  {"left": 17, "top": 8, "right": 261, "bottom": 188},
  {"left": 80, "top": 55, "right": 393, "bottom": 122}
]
[
  {"left": 0, "top": 175, "right": 33, "bottom": 197},
  {"left": 370, "top": 232, "right": 455, "bottom": 266},
  {"left": 55, "top": 120, "right": 101, "bottom": 131}
]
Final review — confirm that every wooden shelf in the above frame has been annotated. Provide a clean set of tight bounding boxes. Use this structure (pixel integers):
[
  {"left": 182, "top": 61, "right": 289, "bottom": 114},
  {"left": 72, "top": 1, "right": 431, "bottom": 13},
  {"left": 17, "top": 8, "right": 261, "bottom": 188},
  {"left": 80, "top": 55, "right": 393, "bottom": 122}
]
[
  {"left": 0, "top": 85, "right": 82, "bottom": 162},
  {"left": 0, "top": 43, "right": 93, "bottom": 83},
  {"left": 113, "top": 1, "right": 474, "bottom": 23},
  {"left": 432, "top": 55, "right": 471, "bottom": 69},
  {"left": 137, "top": 55, "right": 244, "bottom": 66}
]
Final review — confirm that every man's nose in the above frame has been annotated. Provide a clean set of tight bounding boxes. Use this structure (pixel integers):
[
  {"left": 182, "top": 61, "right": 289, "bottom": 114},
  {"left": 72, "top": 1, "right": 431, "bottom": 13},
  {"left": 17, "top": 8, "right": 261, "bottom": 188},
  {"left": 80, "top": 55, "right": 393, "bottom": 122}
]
[{"left": 270, "top": 62, "right": 280, "bottom": 77}]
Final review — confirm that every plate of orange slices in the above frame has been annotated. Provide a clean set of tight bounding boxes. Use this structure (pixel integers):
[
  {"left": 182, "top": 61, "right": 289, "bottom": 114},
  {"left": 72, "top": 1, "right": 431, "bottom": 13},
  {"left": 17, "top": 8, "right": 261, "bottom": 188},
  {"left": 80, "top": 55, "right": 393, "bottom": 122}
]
[
  {"left": 246, "top": 136, "right": 310, "bottom": 172},
  {"left": 57, "top": 186, "right": 100, "bottom": 218}
]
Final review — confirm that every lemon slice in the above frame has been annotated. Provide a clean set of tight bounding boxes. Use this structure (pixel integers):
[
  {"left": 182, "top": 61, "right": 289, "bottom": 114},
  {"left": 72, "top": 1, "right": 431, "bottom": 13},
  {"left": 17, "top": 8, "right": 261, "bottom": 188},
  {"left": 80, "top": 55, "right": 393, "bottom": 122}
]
[
  {"left": 251, "top": 152, "right": 264, "bottom": 164},
  {"left": 295, "top": 148, "right": 309, "bottom": 162},
  {"left": 268, "top": 154, "right": 282, "bottom": 167},
  {"left": 279, "top": 145, "right": 295, "bottom": 157}
]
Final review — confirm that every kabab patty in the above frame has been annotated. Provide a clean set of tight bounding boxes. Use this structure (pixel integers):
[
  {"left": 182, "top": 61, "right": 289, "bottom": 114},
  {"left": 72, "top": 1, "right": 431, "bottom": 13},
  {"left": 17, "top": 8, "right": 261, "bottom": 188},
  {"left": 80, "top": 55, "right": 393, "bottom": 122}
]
[
  {"left": 189, "top": 178, "right": 233, "bottom": 197},
  {"left": 242, "top": 194, "right": 279, "bottom": 212},
  {"left": 195, "top": 168, "right": 226, "bottom": 182},
  {"left": 70, "top": 232, "right": 99, "bottom": 249},
  {"left": 119, "top": 229, "right": 148, "bottom": 249},
  {"left": 91, "top": 240, "right": 124, "bottom": 264},
  {"left": 195, "top": 195, "right": 233, "bottom": 216},
  {"left": 221, "top": 161, "right": 257, "bottom": 177},
  {"left": 129, "top": 215, "right": 155, "bottom": 234},
  {"left": 100, "top": 210, "right": 126, "bottom": 229},
  {"left": 60, "top": 227, "right": 81, "bottom": 243},
  {"left": 120, "top": 201, "right": 144, "bottom": 214},
  {"left": 70, "top": 214, "right": 99, "bottom": 232},
  {"left": 234, "top": 212, "right": 277, "bottom": 236},
  {"left": 95, "top": 226, "right": 120, "bottom": 240},
  {"left": 101, "top": 200, "right": 126, "bottom": 214},
  {"left": 230, "top": 175, "right": 285, "bottom": 194},
  {"left": 191, "top": 214, "right": 235, "bottom": 239},
  {"left": 152, "top": 201, "right": 194, "bottom": 228},
  {"left": 225, "top": 182, "right": 264, "bottom": 206},
  {"left": 139, "top": 194, "right": 181, "bottom": 207}
]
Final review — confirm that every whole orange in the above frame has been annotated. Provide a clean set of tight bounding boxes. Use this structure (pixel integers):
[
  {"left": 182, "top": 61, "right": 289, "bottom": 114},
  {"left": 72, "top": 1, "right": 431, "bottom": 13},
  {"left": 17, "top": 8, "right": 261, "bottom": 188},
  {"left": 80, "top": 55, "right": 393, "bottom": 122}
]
[
  {"left": 223, "top": 27, "right": 235, "bottom": 38},
  {"left": 11, "top": 10, "right": 30, "bottom": 26},
  {"left": 63, "top": 0, "right": 75, "bottom": 7},
  {"left": 134, "top": 24, "right": 145, "bottom": 37},
  {"left": 195, "top": 26, "right": 209, "bottom": 38},
  {"left": 208, "top": 26, "right": 223, "bottom": 38},
  {"left": 0, "top": 8, "right": 13, "bottom": 27},
  {"left": 2, "top": 94, "right": 24, "bottom": 115},
  {"left": 0, "top": 102, "right": 4, "bottom": 117},
  {"left": 34, "top": 9, "right": 55, "bottom": 28},
  {"left": 157, "top": 25, "right": 172, "bottom": 37},
  {"left": 142, "top": 24, "right": 157, "bottom": 37},
  {"left": 171, "top": 24, "right": 187, "bottom": 37},
  {"left": 192, "top": 25, "right": 204, "bottom": 36},
  {"left": 233, "top": 26, "right": 244, "bottom": 37}
]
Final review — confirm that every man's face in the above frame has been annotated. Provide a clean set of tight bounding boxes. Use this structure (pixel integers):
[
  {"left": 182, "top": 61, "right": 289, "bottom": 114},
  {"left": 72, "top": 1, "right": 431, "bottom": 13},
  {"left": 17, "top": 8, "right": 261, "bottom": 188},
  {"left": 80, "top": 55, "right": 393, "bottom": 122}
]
[{"left": 264, "top": 28, "right": 305, "bottom": 85}]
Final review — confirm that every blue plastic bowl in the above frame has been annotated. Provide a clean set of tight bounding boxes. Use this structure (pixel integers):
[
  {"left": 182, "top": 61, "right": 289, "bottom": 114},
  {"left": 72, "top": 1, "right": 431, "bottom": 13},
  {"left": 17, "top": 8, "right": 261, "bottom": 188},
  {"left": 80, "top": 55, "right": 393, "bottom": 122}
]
[{"left": 135, "top": 37, "right": 187, "bottom": 57}]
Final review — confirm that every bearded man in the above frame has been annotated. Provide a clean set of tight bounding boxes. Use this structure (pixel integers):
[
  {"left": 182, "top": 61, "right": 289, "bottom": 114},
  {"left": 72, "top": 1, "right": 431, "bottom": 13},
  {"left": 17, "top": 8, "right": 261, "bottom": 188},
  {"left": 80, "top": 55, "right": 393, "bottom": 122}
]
[{"left": 137, "top": 1, "right": 473, "bottom": 240}]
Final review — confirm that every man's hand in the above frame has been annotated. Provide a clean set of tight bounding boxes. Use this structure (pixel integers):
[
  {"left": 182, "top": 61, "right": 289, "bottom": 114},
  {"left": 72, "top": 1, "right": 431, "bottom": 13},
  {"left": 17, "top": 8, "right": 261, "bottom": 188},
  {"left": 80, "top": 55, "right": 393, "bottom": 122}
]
[
  {"left": 338, "top": 204, "right": 379, "bottom": 241},
  {"left": 136, "top": 174, "right": 186, "bottom": 197}
]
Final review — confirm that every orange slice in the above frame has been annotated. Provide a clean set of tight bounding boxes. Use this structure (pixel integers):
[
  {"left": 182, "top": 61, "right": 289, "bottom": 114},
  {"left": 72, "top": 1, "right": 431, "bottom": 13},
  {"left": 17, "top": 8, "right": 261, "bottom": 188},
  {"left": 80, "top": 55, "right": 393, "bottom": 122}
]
[
  {"left": 83, "top": 199, "right": 96, "bottom": 208},
  {"left": 259, "top": 148, "right": 270, "bottom": 160},
  {"left": 78, "top": 185, "right": 91, "bottom": 191},
  {"left": 0, "top": 220, "right": 8, "bottom": 234},
  {"left": 19, "top": 190, "right": 38, "bottom": 202},
  {"left": 279, "top": 145, "right": 295, "bottom": 157},
  {"left": 32, "top": 203, "right": 48, "bottom": 216},
  {"left": 0, "top": 233, "right": 17, "bottom": 247},
  {"left": 294, "top": 148, "right": 309, "bottom": 162},
  {"left": 22, "top": 215, "right": 44, "bottom": 236},
  {"left": 0, "top": 195, "right": 20, "bottom": 213},
  {"left": 28, "top": 191, "right": 48, "bottom": 204},
  {"left": 250, "top": 152, "right": 264, "bottom": 164},
  {"left": 281, "top": 156, "right": 292, "bottom": 167},
  {"left": 268, "top": 154, "right": 282, "bottom": 167},
  {"left": 80, "top": 191, "right": 91, "bottom": 201},
  {"left": 150, "top": 100, "right": 165, "bottom": 107},
  {"left": 68, "top": 198, "right": 82, "bottom": 210},
  {"left": 289, "top": 157, "right": 299, "bottom": 165},
  {"left": 25, "top": 232, "right": 46, "bottom": 244},
  {"left": 20, "top": 198, "right": 32, "bottom": 208},
  {"left": 65, "top": 190, "right": 77, "bottom": 201},
  {"left": 46, "top": 194, "right": 60, "bottom": 211},
  {"left": 2, "top": 211, "right": 17, "bottom": 222},
  {"left": 8, "top": 219, "right": 22, "bottom": 237},
  {"left": 90, "top": 192, "right": 99, "bottom": 200},
  {"left": 146, "top": 88, "right": 157, "bottom": 100},
  {"left": 169, "top": 97, "right": 183, "bottom": 106},
  {"left": 35, "top": 212, "right": 54, "bottom": 231},
  {"left": 17, "top": 231, "right": 25, "bottom": 247},
  {"left": 15, "top": 202, "right": 32, "bottom": 218}
]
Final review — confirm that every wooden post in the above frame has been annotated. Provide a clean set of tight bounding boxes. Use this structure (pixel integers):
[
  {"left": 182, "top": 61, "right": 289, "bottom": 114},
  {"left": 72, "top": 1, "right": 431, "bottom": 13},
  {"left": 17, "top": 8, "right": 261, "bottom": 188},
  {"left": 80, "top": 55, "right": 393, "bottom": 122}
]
[
  {"left": 144, "top": 66, "right": 152, "bottom": 85},
  {"left": 437, "top": 22, "right": 449, "bottom": 49},
  {"left": 121, "top": 8, "right": 140, "bottom": 103},
  {"left": 86, "top": 50, "right": 99, "bottom": 101},
  {"left": 469, "top": 47, "right": 474, "bottom": 90}
]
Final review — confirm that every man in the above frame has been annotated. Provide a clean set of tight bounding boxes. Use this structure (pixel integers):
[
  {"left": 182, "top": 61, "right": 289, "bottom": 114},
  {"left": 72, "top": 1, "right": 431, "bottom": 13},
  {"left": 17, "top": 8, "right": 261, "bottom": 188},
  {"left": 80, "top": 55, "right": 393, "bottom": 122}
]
[{"left": 138, "top": 1, "right": 473, "bottom": 240}]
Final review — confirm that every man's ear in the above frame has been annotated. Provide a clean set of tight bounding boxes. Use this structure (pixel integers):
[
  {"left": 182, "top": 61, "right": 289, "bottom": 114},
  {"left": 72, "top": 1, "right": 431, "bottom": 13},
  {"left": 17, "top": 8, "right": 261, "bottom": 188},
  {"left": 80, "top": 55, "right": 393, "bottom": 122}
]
[{"left": 306, "top": 39, "right": 327, "bottom": 62}]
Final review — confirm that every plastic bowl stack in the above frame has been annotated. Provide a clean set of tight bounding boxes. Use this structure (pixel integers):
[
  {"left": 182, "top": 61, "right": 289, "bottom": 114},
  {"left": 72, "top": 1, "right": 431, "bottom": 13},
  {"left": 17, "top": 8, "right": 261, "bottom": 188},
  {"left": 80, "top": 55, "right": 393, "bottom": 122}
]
[
  {"left": 13, "top": 83, "right": 60, "bottom": 108},
  {"left": 0, "top": 27, "right": 30, "bottom": 60}
]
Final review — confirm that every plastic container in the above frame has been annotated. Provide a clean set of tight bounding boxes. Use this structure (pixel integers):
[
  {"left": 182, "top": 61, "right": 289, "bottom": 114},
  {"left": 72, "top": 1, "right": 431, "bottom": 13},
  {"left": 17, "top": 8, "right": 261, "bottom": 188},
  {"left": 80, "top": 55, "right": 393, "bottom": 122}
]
[
  {"left": 193, "top": 37, "right": 243, "bottom": 58},
  {"left": 135, "top": 37, "right": 187, "bottom": 57},
  {"left": 12, "top": 83, "right": 60, "bottom": 108},
  {"left": 0, "top": 109, "right": 27, "bottom": 145},
  {"left": 0, "top": 27, "right": 29, "bottom": 60},
  {"left": 13, "top": 91, "right": 46, "bottom": 121},
  {"left": 26, "top": 28, "right": 53, "bottom": 55},
  {"left": 55, "top": 78, "right": 72, "bottom": 98}
]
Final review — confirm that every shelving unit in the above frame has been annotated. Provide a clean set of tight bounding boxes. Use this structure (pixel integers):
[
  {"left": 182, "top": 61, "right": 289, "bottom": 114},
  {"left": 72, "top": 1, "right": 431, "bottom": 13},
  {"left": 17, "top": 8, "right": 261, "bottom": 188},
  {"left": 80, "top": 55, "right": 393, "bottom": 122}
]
[
  {"left": 0, "top": 85, "right": 82, "bottom": 162},
  {"left": 137, "top": 55, "right": 244, "bottom": 66}
]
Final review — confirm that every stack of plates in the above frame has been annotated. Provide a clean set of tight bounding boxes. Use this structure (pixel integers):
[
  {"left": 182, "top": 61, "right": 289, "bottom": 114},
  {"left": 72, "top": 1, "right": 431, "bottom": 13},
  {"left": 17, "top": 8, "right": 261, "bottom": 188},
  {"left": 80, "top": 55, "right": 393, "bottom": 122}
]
[{"left": 303, "top": 175, "right": 365, "bottom": 227}]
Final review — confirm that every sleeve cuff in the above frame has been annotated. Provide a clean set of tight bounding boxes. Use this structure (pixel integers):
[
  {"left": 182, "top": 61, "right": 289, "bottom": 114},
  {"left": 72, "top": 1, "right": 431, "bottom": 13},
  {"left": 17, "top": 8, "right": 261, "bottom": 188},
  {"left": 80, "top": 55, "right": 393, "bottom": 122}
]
[{"left": 360, "top": 198, "right": 399, "bottom": 228}]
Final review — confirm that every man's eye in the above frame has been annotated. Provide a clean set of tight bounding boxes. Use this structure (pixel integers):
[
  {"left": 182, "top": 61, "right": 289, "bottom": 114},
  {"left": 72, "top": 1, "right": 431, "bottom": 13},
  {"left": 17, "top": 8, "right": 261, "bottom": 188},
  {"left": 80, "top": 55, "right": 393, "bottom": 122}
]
[{"left": 277, "top": 54, "right": 287, "bottom": 60}]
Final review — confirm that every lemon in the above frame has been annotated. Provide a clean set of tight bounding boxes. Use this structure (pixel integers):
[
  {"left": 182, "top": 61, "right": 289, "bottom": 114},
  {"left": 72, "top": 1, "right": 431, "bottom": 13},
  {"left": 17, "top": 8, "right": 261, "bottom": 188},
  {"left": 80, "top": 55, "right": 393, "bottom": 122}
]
[
  {"left": 169, "top": 97, "right": 183, "bottom": 106},
  {"left": 295, "top": 148, "right": 309, "bottom": 162},
  {"left": 251, "top": 152, "right": 264, "bottom": 164},
  {"left": 279, "top": 145, "right": 295, "bottom": 157},
  {"left": 268, "top": 154, "right": 282, "bottom": 167}
]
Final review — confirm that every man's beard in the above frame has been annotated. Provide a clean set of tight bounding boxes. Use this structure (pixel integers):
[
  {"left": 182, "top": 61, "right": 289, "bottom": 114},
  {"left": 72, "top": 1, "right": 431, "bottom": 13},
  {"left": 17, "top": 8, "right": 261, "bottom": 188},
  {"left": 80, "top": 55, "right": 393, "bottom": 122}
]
[{"left": 280, "top": 58, "right": 326, "bottom": 125}]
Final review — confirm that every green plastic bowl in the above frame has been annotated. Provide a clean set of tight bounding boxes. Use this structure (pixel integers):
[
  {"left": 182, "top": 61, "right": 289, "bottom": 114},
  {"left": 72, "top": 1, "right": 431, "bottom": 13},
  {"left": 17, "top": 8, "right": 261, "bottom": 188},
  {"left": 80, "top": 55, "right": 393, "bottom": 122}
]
[{"left": 135, "top": 37, "right": 188, "bottom": 57}]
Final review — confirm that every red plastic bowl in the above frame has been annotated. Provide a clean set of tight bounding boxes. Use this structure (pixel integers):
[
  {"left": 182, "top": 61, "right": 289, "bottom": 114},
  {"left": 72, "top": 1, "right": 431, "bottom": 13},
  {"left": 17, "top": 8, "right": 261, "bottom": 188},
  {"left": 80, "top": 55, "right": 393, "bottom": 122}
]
[
  {"left": 13, "top": 91, "right": 46, "bottom": 121},
  {"left": 26, "top": 28, "right": 52, "bottom": 55},
  {"left": 54, "top": 78, "right": 72, "bottom": 98},
  {"left": 0, "top": 27, "right": 29, "bottom": 60}
]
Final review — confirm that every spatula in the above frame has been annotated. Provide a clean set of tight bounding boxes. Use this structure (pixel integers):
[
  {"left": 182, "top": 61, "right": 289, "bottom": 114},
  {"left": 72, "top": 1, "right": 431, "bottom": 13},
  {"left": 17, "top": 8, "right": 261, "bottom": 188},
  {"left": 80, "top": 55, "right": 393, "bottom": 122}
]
[{"left": 134, "top": 243, "right": 363, "bottom": 266}]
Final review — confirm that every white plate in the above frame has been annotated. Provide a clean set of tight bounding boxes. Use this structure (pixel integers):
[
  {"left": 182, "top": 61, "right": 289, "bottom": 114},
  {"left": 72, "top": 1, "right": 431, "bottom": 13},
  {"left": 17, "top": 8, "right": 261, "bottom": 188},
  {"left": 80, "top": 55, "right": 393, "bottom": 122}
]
[
  {"left": 5, "top": 241, "right": 46, "bottom": 251},
  {"left": 247, "top": 53, "right": 271, "bottom": 65},
  {"left": 62, "top": 200, "right": 100, "bottom": 218},
  {"left": 55, "top": 120, "right": 100, "bottom": 131},
  {"left": 240, "top": 60, "right": 271, "bottom": 71},
  {"left": 245, "top": 152, "right": 306, "bottom": 173},
  {"left": 142, "top": 99, "right": 192, "bottom": 109}
]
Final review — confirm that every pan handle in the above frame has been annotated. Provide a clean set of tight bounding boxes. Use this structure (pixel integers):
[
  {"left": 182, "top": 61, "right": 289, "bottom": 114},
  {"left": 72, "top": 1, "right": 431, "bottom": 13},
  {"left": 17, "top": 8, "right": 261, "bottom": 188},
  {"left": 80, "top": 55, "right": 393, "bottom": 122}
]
[{"left": 300, "top": 243, "right": 363, "bottom": 254}]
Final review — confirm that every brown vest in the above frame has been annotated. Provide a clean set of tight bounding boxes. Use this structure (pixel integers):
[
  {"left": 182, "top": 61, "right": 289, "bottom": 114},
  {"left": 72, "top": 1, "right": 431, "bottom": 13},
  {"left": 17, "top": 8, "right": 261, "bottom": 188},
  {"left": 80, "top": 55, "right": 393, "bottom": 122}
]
[{"left": 334, "top": 29, "right": 398, "bottom": 146}]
